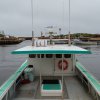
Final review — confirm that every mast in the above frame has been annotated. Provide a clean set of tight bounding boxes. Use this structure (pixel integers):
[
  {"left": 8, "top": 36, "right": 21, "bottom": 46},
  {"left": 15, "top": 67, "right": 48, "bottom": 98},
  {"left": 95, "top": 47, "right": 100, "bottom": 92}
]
[
  {"left": 59, "top": 28, "right": 61, "bottom": 38},
  {"left": 31, "top": 0, "right": 34, "bottom": 46},
  {"left": 68, "top": 0, "right": 71, "bottom": 46}
]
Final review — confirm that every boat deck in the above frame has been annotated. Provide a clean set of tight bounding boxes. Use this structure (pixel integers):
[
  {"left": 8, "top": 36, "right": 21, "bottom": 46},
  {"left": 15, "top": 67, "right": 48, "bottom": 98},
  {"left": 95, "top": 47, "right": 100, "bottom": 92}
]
[{"left": 13, "top": 76, "right": 93, "bottom": 100}]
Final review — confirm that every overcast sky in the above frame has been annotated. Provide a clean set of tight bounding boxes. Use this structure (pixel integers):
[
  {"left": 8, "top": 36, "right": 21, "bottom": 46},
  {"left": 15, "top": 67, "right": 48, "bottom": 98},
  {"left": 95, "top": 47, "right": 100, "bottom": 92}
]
[{"left": 0, "top": 0, "right": 100, "bottom": 37}]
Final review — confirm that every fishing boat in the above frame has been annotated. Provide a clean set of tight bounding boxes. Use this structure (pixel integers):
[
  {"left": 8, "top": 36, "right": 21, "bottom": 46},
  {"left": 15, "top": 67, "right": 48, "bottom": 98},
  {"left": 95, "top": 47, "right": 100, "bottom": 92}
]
[
  {"left": 0, "top": 38, "right": 100, "bottom": 100},
  {"left": 0, "top": 0, "right": 100, "bottom": 100}
]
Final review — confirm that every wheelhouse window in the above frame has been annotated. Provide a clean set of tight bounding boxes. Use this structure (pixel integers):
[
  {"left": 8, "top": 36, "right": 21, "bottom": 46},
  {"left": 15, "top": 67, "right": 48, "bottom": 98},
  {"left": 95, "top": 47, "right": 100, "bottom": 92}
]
[
  {"left": 37, "top": 54, "right": 41, "bottom": 58},
  {"left": 36, "top": 54, "right": 44, "bottom": 58},
  {"left": 46, "top": 54, "right": 53, "bottom": 58},
  {"left": 56, "top": 54, "right": 62, "bottom": 58},
  {"left": 28, "top": 65, "right": 33, "bottom": 68},
  {"left": 29, "top": 54, "right": 36, "bottom": 58},
  {"left": 64, "top": 54, "right": 71, "bottom": 58},
  {"left": 41, "top": 54, "right": 44, "bottom": 58}
]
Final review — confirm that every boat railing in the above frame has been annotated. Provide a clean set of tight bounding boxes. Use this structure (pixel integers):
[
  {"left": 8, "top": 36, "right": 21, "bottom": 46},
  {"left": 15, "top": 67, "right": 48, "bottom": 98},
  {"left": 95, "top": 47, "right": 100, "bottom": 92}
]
[
  {"left": 76, "top": 62, "right": 100, "bottom": 100},
  {"left": 0, "top": 60, "right": 28, "bottom": 100}
]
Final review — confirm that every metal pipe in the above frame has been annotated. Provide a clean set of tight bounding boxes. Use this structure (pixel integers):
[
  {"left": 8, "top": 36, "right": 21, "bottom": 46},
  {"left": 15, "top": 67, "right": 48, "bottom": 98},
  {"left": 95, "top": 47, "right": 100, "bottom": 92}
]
[
  {"left": 31, "top": 0, "right": 34, "bottom": 46},
  {"left": 40, "top": 54, "right": 42, "bottom": 97},
  {"left": 62, "top": 54, "right": 64, "bottom": 99},
  {"left": 32, "top": 31, "right": 34, "bottom": 46},
  {"left": 6, "top": 92, "right": 8, "bottom": 100},
  {"left": 68, "top": 0, "right": 71, "bottom": 46}
]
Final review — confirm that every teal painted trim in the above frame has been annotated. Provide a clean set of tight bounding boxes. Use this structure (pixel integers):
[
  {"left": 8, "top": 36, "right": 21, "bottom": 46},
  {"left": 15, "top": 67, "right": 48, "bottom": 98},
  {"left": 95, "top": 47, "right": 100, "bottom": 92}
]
[
  {"left": 12, "top": 50, "right": 91, "bottom": 54},
  {"left": 76, "top": 62, "right": 100, "bottom": 95},
  {"left": 0, "top": 60, "right": 28, "bottom": 99},
  {"left": 43, "top": 84, "right": 61, "bottom": 90}
]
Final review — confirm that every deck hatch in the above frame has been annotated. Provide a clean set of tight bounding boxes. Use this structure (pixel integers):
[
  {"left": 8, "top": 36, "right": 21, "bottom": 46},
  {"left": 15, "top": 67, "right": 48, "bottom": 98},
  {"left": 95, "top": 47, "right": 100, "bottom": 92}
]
[{"left": 43, "top": 84, "right": 61, "bottom": 90}]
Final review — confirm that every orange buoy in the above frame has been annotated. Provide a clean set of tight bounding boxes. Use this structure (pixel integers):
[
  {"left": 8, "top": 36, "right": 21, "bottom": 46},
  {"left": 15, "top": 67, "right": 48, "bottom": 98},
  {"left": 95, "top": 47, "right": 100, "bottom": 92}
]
[{"left": 58, "top": 59, "right": 68, "bottom": 70}]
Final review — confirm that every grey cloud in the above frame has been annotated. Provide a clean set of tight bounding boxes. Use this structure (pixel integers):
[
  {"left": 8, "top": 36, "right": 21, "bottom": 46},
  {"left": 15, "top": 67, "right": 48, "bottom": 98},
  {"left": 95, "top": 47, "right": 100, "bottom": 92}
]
[{"left": 0, "top": 0, "right": 100, "bottom": 36}]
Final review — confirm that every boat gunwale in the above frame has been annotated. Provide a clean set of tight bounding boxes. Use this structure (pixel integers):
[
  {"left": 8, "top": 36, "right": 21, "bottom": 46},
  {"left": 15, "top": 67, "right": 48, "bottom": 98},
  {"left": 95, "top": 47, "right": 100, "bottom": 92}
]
[
  {"left": 0, "top": 60, "right": 28, "bottom": 99},
  {"left": 76, "top": 62, "right": 100, "bottom": 96}
]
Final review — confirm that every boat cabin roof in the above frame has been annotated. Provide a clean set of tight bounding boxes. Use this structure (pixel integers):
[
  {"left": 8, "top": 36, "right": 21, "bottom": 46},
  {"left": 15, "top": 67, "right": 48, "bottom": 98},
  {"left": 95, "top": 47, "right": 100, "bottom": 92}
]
[{"left": 12, "top": 45, "right": 91, "bottom": 54}]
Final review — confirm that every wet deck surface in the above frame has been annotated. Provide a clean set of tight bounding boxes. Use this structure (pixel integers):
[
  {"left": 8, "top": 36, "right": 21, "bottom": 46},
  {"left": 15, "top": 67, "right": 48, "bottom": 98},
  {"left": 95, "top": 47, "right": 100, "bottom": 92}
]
[{"left": 13, "top": 76, "right": 93, "bottom": 100}]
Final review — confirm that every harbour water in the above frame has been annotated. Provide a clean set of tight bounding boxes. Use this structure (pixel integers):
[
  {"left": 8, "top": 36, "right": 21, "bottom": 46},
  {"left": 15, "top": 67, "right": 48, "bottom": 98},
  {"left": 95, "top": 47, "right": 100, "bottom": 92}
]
[{"left": 0, "top": 40, "right": 100, "bottom": 86}]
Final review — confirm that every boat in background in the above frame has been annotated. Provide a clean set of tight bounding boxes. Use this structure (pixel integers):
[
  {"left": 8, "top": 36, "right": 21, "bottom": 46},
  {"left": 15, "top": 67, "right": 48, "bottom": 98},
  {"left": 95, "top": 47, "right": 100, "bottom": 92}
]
[
  {"left": 73, "top": 39, "right": 97, "bottom": 45},
  {"left": 0, "top": 39, "right": 23, "bottom": 45},
  {"left": 0, "top": 36, "right": 23, "bottom": 45}
]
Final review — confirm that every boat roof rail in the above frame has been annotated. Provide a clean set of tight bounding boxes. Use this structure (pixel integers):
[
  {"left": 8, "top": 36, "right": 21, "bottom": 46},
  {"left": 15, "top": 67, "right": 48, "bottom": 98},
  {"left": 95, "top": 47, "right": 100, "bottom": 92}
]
[{"left": 11, "top": 45, "right": 91, "bottom": 54}]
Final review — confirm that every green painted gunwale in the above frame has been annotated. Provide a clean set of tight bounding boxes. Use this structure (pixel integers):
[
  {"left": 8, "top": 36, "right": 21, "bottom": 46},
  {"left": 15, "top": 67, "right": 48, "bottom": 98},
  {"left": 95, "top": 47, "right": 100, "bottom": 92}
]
[
  {"left": 76, "top": 62, "right": 100, "bottom": 96},
  {"left": 0, "top": 60, "right": 28, "bottom": 99}
]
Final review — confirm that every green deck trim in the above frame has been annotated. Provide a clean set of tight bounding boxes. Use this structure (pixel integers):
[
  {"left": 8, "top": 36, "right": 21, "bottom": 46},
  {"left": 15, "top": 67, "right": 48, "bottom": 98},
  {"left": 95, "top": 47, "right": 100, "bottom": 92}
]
[
  {"left": 12, "top": 50, "right": 91, "bottom": 54},
  {"left": 0, "top": 60, "right": 28, "bottom": 98},
  {"left": 43, "top": 84, "right": 61, "bottom": 90},
  {"left": 76, "top": 62, "right": 100, "bottom": 95}
]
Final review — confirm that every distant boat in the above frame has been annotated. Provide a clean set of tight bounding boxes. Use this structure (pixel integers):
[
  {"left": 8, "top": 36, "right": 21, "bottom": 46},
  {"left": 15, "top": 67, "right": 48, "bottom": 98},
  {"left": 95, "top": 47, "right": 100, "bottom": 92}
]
[
  {"left": 0, "top": 37, "right": 23, "bottom": 45},
  {"left": 73, "top": 39, "right": 97, "bottom": 45},
  {"left": 0, "top": 39, "right": 23, "bottom": 45}
]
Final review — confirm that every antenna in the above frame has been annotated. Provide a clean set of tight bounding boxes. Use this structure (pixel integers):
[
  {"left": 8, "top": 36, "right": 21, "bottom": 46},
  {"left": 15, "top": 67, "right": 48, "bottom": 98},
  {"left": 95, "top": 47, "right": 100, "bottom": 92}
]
[
  {"left": 59, "top": 28, "right": 61, "bottom": 38},
  {"left": 68, "top": 0, "right": 71, "bottom": 46},
  {"left": 31, "top": 0, "right": 34, "bottom": 46},
  {"left": 45, "top": 26, "right": 57, "bottom": 45}
]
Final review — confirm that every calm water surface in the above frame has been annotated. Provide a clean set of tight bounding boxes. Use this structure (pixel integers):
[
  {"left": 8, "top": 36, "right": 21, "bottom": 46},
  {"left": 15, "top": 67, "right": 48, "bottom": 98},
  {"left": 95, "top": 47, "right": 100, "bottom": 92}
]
[{"left": 0, "top": 40, "right": 100, "bottom": 86}]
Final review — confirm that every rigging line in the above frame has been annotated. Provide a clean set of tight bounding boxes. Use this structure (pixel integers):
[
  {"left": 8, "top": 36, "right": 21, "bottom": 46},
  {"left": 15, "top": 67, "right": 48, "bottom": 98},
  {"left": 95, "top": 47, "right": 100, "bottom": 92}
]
[
  {"left": 31, "top": 0, "right": 34, "bottom": 46},
  {"left": 31, "top": 0, "right": 34, "bottom": 31},
  {"left": 62, "top": 0, "right": 65, "bottom": 34},
  {"left": 68, "top": 0, "right": 71, "bottom": 46},
  {"left": 37, "top": 0, "right": 39, "bottom": 30}
]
